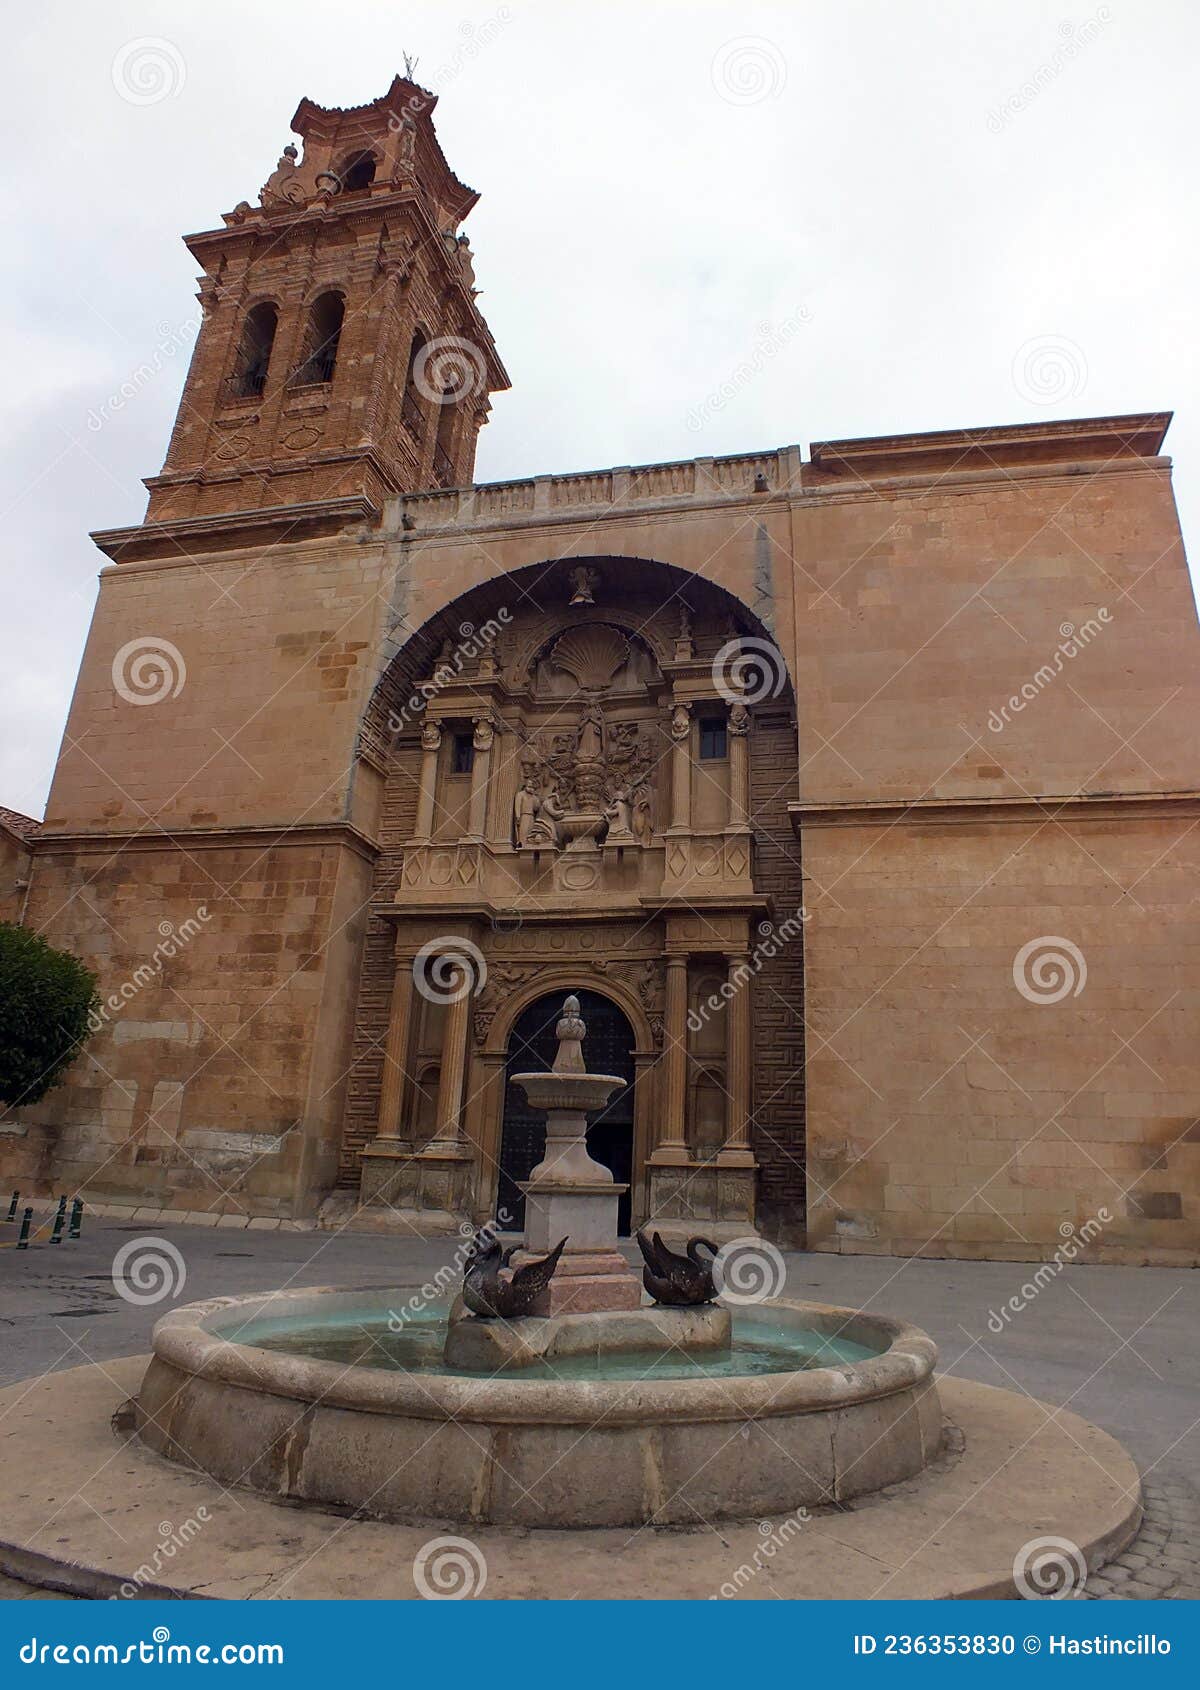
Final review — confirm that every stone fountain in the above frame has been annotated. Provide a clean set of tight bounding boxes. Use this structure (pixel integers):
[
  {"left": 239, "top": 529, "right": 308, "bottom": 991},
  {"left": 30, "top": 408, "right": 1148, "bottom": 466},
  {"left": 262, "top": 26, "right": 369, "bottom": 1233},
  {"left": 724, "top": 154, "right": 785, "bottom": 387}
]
[
  {"left": 512, "top": 992, "right": 639, "bottom": 1315},
  {"left": 133, "top": 993, "right": 945, "bottom": 1527}
]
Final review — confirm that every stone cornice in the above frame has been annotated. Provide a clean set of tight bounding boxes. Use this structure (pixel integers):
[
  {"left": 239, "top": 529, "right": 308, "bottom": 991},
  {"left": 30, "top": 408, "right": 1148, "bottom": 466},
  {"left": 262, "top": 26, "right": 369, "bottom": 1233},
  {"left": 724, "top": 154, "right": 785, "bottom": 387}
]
[
  {"left": 789, "top": 791, "right": 1200, "bottom": 832},
  {"left": 30, "top": 821, "right": 379, "bottom": 862},
  {"left": 90, "top": 495, "right": 380, "bottom": 564},
  {"left": 808, "top": 412, "right": 1172, "bottom": 479}
]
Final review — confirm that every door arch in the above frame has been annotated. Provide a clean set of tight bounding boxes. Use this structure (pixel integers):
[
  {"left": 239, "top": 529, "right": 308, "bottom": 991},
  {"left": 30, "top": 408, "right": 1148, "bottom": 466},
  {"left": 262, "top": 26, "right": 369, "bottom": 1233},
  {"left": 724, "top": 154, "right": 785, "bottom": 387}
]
[{"left": 496, "top": 989, "right": 636, "bottom": 1235}]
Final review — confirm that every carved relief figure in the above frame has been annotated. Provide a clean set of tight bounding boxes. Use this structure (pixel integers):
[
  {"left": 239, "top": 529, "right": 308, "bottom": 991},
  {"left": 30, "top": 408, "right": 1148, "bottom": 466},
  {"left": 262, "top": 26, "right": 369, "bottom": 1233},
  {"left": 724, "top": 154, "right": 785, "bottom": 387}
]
[
  {"left": 603, "top": 787, "right": 634, "bottom": 841},
  {"left": 568, "top": 564, "right": 599, "bottom": 606}
]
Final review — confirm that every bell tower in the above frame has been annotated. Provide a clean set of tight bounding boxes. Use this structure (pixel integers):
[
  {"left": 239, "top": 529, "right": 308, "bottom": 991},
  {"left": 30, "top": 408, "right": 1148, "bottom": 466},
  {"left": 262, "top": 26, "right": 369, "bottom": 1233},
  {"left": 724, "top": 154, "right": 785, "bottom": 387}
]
[{"left": 145, "top": 75, "right": 508, "bottom": 525}]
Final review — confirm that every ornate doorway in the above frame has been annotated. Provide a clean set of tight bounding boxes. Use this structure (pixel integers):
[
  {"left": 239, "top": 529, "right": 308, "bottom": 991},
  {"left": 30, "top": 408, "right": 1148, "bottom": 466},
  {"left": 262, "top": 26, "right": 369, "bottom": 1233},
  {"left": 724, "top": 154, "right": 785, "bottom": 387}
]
[{"left": 497, "top": 990, "right": 636, "bottom": 1234}]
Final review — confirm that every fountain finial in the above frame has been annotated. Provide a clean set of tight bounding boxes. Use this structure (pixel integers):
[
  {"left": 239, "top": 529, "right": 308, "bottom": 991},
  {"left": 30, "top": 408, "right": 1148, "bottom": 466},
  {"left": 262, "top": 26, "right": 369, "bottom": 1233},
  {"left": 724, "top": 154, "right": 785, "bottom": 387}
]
[{"left": 552, "top": 994, "right": 587, "bottom": 1075}]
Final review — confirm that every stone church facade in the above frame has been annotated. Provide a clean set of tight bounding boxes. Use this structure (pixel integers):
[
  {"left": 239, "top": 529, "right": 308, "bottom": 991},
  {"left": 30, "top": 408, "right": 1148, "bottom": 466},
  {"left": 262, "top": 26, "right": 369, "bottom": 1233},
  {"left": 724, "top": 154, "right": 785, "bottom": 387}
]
[{"left": 6, "top": 78, "right": 1200, "bottom": 1261}]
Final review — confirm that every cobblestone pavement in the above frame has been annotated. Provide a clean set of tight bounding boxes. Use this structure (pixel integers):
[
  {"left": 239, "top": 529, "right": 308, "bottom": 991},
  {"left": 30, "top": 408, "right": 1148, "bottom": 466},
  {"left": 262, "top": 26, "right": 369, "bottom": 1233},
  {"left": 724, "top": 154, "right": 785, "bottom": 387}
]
[{"left": 1081, "top": 1476, "right": 1200, "bottom": 1601}]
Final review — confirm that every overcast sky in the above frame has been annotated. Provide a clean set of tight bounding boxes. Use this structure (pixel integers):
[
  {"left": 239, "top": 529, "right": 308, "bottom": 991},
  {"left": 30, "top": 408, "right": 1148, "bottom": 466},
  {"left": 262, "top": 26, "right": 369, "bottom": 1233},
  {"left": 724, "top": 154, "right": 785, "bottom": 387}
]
[{"left": 3, "top": 0, "right": 1196, "bottom": 818}]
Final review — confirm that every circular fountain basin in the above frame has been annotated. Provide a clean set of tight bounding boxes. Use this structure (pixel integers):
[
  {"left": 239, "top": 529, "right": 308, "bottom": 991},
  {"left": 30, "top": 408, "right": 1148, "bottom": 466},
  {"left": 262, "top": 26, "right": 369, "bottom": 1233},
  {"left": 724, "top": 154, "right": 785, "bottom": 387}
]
[{"left": 135, "top": 1287, "right": 941, "bottom": 1528}]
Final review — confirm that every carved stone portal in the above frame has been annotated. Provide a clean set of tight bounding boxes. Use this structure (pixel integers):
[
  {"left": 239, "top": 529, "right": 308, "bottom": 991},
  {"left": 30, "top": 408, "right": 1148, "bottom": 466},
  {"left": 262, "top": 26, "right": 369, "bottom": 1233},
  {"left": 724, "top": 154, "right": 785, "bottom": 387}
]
[{"left": 513, "top": 623, "right": 661, "bottom": 851}]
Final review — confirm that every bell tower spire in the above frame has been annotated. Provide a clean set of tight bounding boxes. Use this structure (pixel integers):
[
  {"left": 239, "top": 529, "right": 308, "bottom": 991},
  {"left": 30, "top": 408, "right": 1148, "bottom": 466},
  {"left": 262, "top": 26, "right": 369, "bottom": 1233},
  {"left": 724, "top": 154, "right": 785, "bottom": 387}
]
[{"left": 145, "top": 75, "right": 508, "bottom": 525}]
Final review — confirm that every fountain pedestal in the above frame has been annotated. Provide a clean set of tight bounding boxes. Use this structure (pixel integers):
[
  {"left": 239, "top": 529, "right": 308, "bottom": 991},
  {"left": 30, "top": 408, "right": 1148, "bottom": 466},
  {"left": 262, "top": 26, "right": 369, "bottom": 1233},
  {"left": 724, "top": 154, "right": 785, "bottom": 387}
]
[{"left": 512, "top": 996, "right": 642, "bottom": 1315}]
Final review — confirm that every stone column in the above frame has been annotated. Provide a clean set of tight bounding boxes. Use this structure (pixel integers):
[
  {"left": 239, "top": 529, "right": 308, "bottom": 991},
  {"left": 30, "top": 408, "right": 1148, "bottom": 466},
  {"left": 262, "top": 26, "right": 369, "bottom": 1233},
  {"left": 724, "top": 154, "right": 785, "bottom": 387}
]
[
  {"left": 720, "top": 951, "right": 755, "bottom": 1166},
  {"left": 728, "top": 701, "right": 751, "bottom": 829},
  {"left": 651, "top": 955, "right": 690, "bottom": 1163},
  {"left": 467, "top": 716, "right": 494, "bottom": 839},
  {"left": 412, "top": 721, "right": 441, "bottom": 841},
  {"left": 429, "top": 962, "right": 472, "bottom": 1150},
  {"left": 375, "top": 955, "right": 414, "bottom": 1145},
  {"left": 668, "top": 703, "right": 692, "bottom": 832}
]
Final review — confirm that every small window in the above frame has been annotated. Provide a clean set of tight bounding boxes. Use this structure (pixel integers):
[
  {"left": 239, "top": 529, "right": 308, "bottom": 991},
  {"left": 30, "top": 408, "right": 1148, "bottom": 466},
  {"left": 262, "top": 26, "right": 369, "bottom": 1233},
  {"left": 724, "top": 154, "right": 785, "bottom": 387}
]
[
  {"left": 698, "top": 716, "right": 728, "bottom": 760},
  {"left": 336, "top": 150, "right": 376, "bottom": 193},
  {"left": 452, "top": 733, "right": 475, "bottom": 776}
]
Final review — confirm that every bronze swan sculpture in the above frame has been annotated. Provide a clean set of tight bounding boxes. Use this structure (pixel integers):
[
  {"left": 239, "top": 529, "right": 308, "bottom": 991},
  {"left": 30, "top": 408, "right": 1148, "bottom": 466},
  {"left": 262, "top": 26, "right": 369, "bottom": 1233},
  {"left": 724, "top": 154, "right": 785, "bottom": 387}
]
[
  {"left": 462, "top": 1232, "right": 568, "bottom": 1319},
  {"left": 635, "top": 1230, "right": 720, "bottom": 1306}
]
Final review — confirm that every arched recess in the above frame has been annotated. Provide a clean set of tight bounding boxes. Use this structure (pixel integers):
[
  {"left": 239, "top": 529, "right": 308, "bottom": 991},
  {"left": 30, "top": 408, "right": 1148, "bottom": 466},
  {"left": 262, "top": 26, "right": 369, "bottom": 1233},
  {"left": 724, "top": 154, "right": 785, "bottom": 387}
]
[
  {"left": 340, "top": 553, "right": 805, "bottom": 1241},
  {"left": 356, "top": 553, "right": 794, "bottom": 773},
  {"left": 495, "top": 987, "right": 639, "bottom": 1235}
]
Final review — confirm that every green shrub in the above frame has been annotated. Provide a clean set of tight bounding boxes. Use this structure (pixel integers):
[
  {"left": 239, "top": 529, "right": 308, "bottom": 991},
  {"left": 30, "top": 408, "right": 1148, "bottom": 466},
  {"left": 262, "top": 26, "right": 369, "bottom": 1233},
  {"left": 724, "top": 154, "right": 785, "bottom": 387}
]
[{"left": 0, "top": 922, "right": 99, "bottom": 1108}]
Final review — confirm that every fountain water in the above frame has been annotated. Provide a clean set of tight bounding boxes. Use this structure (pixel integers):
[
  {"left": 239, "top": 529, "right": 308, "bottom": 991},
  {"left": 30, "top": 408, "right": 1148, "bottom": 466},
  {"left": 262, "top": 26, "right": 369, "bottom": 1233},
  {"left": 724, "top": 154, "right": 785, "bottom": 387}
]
[{"left": 134, "top": 996, "right": 943, "bottom": 1527}]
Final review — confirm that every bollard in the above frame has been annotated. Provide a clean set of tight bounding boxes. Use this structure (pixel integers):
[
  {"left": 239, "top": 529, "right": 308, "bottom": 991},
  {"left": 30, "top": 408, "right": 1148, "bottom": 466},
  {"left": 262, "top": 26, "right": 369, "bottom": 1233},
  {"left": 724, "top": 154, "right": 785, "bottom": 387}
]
[
  {"left": 5, "top": 1190, "right": 17, "bottom": 1222},
  {"left": 69, "top": 1198, "right": 83, "bottom": 1240},
  {"left": 49, "top": 1195, "right": 67, "bottom": 1245},
  {"left": 16, "top": 1207, "right": 32, "bottom": 1249}
]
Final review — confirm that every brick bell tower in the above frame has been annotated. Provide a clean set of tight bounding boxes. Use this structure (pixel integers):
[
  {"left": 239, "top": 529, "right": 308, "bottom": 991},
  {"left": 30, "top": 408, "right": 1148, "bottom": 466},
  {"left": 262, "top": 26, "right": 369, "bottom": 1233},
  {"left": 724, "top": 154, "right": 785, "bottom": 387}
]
[{"left": 144, "top": 75, "right": 508, "bottom": 526}]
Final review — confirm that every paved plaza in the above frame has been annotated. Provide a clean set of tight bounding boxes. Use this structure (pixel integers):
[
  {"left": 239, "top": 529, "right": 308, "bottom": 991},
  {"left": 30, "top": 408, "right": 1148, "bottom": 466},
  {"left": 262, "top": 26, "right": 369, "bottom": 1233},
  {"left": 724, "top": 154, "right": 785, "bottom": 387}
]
[{"left": 0, "top": 1220, "right": 1195, "bottom": 1599}]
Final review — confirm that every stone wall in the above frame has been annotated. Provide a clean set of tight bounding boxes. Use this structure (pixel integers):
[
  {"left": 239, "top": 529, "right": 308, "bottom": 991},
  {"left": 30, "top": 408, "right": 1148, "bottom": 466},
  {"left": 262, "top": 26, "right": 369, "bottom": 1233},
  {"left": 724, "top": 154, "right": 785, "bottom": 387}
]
[
  {"left": 801, "top": 806, "right": 1200, "bottom": 1261},
  {"left": 16, "top": 834, "right": 371, "bottom": 1217}
]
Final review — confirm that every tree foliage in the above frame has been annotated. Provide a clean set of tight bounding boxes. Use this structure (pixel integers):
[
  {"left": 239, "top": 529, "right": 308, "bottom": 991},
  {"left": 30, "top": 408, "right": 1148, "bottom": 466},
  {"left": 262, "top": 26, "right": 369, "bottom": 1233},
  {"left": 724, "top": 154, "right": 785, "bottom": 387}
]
[{"left": 0, "top": 922, "right": 98, "bottom": 1109}]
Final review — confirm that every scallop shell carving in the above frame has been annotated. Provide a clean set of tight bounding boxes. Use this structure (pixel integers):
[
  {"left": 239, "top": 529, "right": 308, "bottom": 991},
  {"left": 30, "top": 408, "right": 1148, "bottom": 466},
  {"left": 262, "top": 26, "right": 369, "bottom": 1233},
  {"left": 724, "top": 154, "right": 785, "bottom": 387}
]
[{"left": 548, "top": 624, "right": 629, "bottom": 689}]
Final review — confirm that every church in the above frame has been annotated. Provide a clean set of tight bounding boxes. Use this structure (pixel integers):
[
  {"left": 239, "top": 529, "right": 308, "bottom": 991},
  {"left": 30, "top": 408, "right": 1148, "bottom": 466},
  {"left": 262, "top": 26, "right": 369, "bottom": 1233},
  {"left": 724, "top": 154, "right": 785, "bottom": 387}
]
[{"left": 6, "top": 76, "right": 1199, "bottom": 1262}]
